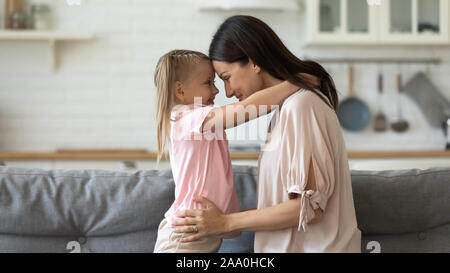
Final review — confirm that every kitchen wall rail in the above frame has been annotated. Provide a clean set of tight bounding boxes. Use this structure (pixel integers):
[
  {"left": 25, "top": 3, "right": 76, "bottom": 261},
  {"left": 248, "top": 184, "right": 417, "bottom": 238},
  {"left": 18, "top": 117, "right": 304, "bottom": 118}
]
[{"left": 304, "top": 57, "right": 442, "bottom": 65}]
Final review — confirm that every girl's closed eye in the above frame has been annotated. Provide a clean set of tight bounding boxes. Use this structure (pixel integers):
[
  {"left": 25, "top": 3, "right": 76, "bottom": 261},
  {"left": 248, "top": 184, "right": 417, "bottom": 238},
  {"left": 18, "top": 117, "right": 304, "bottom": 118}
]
[{"left": 205, "top": 79, "right": 216, "bottom": 86}]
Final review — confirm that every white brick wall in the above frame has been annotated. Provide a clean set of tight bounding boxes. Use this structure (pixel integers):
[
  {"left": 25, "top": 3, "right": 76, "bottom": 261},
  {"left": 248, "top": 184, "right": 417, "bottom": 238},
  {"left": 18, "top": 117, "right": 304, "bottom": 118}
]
[{"left": 0, "top": 0, "right": 449, "bottom": 151}]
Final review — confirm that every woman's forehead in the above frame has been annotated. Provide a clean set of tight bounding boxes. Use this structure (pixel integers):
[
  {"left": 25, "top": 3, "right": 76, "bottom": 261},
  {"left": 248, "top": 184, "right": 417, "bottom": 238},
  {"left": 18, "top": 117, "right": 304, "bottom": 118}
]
[{"left": 212, "top": 61, "right": 236, "bottom": 76}]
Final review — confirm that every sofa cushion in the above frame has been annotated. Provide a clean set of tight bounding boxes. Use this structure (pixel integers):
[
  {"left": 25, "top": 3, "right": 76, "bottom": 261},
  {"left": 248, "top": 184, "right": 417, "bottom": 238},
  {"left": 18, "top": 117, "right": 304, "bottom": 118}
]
[{"left": 0, "top": 166, "right": 175, "bottom": 253}]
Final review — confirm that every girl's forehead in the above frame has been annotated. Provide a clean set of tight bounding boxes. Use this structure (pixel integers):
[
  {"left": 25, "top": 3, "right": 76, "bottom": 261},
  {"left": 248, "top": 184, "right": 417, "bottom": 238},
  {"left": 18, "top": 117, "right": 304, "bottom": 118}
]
[
  {"left": 188, "top": 60, "right": 214, "bottom": 80},
  {"left": 197, "top": 60, "right": 214, "bottom": 72}
]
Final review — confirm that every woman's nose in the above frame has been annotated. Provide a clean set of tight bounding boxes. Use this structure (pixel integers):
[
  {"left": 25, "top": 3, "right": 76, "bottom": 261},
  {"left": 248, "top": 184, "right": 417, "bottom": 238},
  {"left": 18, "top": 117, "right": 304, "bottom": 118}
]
[{"left": 225, "top": 85, "right": 234, "bottom": 98}]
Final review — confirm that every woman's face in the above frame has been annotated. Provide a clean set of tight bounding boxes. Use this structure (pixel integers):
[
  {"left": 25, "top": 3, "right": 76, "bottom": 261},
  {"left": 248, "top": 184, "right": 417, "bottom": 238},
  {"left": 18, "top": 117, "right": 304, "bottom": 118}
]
[{"left": 212, "top": 60, "right": 264, "bottom": 101}]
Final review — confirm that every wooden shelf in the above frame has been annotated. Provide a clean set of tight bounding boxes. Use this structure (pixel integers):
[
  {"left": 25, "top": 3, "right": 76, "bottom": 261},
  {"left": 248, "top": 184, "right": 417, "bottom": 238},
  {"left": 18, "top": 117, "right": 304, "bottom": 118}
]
[
  {"left": 0, "top": 30, "right": 94, "bottom": 72},
  {"left": 1, "top": 150, "right": 450, "bottom": 161}
]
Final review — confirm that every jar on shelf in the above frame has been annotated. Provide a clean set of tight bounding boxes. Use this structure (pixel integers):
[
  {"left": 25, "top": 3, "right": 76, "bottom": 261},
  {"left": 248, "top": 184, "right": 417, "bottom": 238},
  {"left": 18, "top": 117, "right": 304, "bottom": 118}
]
[
  {"left": 30, "top": 4, "right": 51, "bottom": 30},
  {"left": 5, "top": 0, "right": 23, "bottom": 29},
  {"left": 8, "top": 11, "right": 27, "bottom": 29}
]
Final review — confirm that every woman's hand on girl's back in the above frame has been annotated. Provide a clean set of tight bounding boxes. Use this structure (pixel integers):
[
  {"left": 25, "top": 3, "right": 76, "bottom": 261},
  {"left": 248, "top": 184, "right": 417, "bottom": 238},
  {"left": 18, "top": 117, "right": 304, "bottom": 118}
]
[{"left": 171, "top": 196, "right": 229, "bottom": 242}]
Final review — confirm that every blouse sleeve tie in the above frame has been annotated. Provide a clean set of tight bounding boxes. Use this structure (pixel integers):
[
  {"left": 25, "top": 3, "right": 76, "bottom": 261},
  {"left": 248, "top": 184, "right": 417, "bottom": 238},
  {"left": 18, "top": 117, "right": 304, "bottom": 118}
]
[{"left": 297, "top": 189, "right": 328, "bottom": 232}]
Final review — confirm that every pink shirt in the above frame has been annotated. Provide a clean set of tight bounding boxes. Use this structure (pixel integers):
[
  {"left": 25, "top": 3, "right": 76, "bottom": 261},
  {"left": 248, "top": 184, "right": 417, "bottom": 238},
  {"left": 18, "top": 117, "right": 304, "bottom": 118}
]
[{"left": 164, "top": 104, "right": 240, "bottom": 239}]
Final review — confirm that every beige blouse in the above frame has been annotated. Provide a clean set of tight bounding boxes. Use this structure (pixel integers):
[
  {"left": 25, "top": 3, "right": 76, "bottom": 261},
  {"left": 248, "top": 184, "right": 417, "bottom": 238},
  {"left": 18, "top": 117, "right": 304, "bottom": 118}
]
[{"left": 255, "top": 89, "right": 361, "bottom": 253}]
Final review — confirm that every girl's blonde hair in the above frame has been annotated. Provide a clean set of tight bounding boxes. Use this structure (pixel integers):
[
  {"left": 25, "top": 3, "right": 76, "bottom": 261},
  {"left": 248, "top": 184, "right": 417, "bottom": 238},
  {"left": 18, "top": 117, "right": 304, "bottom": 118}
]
[{"left": 154, "top": 49, "right": 209, "bottom": 163}]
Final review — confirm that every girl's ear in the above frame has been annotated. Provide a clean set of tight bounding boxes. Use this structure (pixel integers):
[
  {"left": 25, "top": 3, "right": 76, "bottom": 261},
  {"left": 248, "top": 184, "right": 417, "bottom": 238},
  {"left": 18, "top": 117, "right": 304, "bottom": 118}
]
[{"left": 174, "top": 81, "right": 185, "bottom": 103}]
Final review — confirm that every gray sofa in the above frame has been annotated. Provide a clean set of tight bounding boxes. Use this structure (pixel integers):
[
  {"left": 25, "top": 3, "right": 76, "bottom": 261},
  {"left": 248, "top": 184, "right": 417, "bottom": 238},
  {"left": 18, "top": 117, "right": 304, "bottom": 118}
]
[{"left": 0, "top": 165, "right": 449, "bottom": 253}]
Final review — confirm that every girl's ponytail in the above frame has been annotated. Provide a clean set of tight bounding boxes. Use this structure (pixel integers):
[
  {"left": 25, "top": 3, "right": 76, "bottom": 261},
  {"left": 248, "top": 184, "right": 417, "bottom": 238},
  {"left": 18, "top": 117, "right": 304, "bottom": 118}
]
[{"left": 154, "top": 53, "right": 174, "bottom": 164}]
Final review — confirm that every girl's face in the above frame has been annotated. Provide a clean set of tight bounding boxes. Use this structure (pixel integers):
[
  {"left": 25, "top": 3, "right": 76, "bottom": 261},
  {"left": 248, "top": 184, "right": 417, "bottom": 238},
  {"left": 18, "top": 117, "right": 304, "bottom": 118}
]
[
  {"left": 212, "top": 60, "right": 264, "bottom": 101},
  {"left": 176, "top": 60, "right": 219, "bottom": 106}
]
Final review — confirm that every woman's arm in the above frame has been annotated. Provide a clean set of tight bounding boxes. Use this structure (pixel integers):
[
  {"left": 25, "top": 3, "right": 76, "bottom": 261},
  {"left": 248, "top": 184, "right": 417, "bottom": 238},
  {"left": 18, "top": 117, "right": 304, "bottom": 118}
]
[
  {"left": 228, "top": 196, "right": 323, "bottom": 233},
  {"left": 173, "top": 195, "right": 321, "bottom": 243},
  {"left": 201, "top": 81, "right": 299, "bottom": 132},
  {"left": 172, "top": 163, "right": 322, "bottom": 242},
  {"left": 227, "top": 197, "right": 303, "bottom": 232},
  {"left": 171, "top": 197, "right": 301, "bottom": 241}
]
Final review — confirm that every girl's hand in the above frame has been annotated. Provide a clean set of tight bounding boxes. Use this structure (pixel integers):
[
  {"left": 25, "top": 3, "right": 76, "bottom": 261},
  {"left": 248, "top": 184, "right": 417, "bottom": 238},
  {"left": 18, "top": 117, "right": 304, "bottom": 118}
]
[{"left": 171, "top": 196, "right": 228, "bottom": 242}]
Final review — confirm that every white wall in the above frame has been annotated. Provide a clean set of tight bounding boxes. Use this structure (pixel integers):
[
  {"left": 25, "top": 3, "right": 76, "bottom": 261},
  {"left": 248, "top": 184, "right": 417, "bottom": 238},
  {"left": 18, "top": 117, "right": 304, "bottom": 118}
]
[{"left": 0, "top": 0, "right": 449, "bottom": 152}]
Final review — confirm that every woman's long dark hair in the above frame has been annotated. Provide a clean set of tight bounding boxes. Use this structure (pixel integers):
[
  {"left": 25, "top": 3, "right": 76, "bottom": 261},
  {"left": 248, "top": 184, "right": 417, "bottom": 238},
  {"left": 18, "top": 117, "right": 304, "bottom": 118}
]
[{"left": 209, "top": 15, "right": 338, "bottom": 111}]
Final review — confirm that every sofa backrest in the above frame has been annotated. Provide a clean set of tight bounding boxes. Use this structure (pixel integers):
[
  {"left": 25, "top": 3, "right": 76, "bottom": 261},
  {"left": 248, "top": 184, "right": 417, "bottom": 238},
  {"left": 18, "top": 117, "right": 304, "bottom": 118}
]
[
  {"left": 0, "top": 165, "right": 449, "bottom": 253},
  {"left": 351, "top": 168, "right": 450, "bottom": 253}
]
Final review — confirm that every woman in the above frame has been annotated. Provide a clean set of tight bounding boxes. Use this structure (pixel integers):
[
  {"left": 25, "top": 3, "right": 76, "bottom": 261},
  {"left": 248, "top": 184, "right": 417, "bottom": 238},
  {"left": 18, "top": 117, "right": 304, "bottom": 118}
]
[{"left": 171, "top": 15, "right": 361, "bottom": 253}]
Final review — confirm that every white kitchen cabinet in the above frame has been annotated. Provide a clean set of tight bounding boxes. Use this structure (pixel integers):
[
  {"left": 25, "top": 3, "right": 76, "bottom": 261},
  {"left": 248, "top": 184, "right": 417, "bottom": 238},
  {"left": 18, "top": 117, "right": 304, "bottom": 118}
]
[
  {"left": 379, "top": 0, "right": 449, "bottom": 44},
  {"left": 307, "top": 0, "right": 378, "bottom": 44},
  {"left": 306, "top": 0, "right": 450, "bottom": 45}
]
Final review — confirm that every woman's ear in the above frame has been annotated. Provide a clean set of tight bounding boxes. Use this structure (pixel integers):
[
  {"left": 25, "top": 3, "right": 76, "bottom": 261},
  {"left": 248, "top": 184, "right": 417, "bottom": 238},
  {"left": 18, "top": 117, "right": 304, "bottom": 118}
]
[
  {"left": 249, "top": 59, "right": 261, "bottom": 74},
  {"left": 174, "top": 81, "right": 185, "bottom": 103},
  {"left": 254, "top": 65, "right": 261, "bottom": 74}
]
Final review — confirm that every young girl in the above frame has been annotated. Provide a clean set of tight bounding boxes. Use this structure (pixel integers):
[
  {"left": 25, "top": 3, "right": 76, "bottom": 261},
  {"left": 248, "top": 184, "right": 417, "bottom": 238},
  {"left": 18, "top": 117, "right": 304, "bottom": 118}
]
[{"left": 152, "top": 49, "right": 300, "bottom": 253}]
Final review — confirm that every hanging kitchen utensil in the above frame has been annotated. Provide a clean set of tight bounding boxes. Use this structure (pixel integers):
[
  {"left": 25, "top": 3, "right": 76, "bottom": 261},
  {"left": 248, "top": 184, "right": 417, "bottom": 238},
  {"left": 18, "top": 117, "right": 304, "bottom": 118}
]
[
  {"left": 391, "top": 72, "right": 409, "bottom": 133},
  {"left": 338, "top": 65, "right": 371, "bottom": 132},
  {"left": 374, "top": 68, "right": 387, "bottom": 132},
  {"left": 403, "top": 70, "right": 450, "bottom": 129}
]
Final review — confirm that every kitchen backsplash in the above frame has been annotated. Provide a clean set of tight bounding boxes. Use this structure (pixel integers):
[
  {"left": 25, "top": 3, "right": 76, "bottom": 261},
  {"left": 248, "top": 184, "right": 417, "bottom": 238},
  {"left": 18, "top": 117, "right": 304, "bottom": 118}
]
[{"left": 0, "top": 0, "right": 449, "bottom": 151}]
